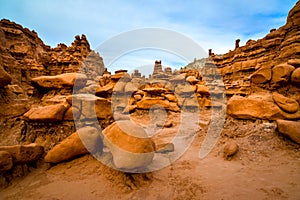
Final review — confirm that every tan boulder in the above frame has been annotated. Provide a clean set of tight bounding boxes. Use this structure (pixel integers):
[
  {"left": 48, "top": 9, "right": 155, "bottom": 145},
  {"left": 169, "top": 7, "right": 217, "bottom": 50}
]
[
  {"left": 272, "top": 92, "right": 299, "bottom": 113},
  {"left": 24, "top": 102, "right": 70, "bottom": 122},
  {"left": 291, "top": 67, "right": 300, "bottom": 86},
  {"left": 276, "top": 120, "right": 300, "bottom": 144},
  {"left": 271, "top": 63, "right": 295, "bottom": 86},
  {"left": 0, "top": 151, "right": 13, "bottom": 173},
  {"left": 103, "top": 120, "right": 155, "bottom": 170},
  {"left": 0, "top": 143, "right": 44, "bottom": 164},
  {"left": 227, "top": 95, "right": 285, "bottom": 120},
  {"left": 31, "top": 73, "right": 87, "bottom": 89},
  {"left": 250, "top": 66, "right": 272, "bottom": 84},
  {"left": 44, "top": 126, "right": 102, "bottom": 163}
]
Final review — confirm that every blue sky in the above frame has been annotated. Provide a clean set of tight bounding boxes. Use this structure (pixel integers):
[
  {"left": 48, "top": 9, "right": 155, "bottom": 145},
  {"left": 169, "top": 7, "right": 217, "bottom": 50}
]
[{"left": 0, "top": 0, "right": 297, "bottom": 74}]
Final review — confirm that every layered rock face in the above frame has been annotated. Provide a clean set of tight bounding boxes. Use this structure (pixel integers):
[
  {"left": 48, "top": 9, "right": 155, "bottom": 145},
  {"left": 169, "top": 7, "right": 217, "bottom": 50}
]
[
  {"left": 212, "top": 2, "right": 300, "bottom": 97},
  {"left": 211, "top": 1, "right": 300, "bottom": 143}
]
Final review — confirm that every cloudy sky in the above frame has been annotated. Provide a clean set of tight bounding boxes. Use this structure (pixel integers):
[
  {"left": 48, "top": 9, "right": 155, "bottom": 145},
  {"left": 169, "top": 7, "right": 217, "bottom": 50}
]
[{"left": 0, "top": 0, "right": 297, "bottom": 74}]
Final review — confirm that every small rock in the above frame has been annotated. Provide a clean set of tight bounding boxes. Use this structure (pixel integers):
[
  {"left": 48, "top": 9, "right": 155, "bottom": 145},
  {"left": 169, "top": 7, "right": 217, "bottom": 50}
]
[
  {"left": 0, "top": 151, "right": 13, "bottom": 173},
  {"left": 223, "top": 141, "right": 239, "bottom": 160}
]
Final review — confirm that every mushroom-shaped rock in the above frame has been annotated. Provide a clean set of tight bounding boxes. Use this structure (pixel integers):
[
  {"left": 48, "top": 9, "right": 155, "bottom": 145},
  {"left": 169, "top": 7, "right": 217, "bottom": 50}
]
[
  {"left": 103, "top": 120, "right": 155, "bottom": 170},
  {"left": 45, "top": 126, "right": 102, "bottom": 163}
]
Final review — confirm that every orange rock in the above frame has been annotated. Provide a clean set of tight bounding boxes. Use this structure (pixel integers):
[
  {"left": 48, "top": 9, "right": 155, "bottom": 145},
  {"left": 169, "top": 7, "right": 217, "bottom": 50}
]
[
  {"left": 24, "top": 102, "right": 70, "bottom": 122},
  {"left": 291, "top": 68, "right": 300, "bottom": 86},
  {"left": 276, "top": 120, "right": 300, "bottom": 144},
  {"left": 0, "top": 143, "right": 44, "bottom": 164},
  {"left": 45, "top": 126, "right": 102, "bottom": 163},
  {"left": 272, "top": 92, "right": 299, "bottom": 113},
  {"left": 271, "top": 63, "right": 295, "bottom": 86},
  {"left": 103, "top": 121, "right": 155, "bottom": 170},
  {"left": 31, "top": 73, "right": 87, "bottom": 89}
]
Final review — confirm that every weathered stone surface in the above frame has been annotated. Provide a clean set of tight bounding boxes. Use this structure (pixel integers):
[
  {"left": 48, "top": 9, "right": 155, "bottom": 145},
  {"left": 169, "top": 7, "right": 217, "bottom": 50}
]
[
  {"left": 0, "top": 65, "right": 12, "bottom": 87},
  {"left": 276, "top": 120, "right": 300, "bottom": 144},
  {"left": 186, "top": 76, "right": 198, "bottom": 85},
  {"left": 196, "top": 84, "right": 210, "bottom": 95},
  {"left": 0, "top": 151, "right": 13, "bottom": 173},
  {"left": 103, "top": 120, "right": 155, "bottom": 170},
  {"left": 142, "top": 88, "right": 167, "bottom": 96},
  {"left": 71, "top": 94, "right": 112, "bottom": 120},
  {"left": 250, "top": 66, "right": 272, "bottom": 84},
  {"left": 124, "top": 82, "right": 138, "bottom": 94},
  {"left": 175, "top": 84, "right": 194, "bottom": 96},
  {"left": 223, "top": 141, "right": 239, "bottom": 160},
  {"left": 24, "top": 102, "right": 70, "bottom": 122},
  {"left": 95, "top": 82, "right": 114, "bottom": 97},
  {"left": 7, "top": 84, "right": 23, "bottom": 94},
  {"left": 227, "top": 95, "right": 285, "bottom": 120},
  {"left": 31, "top": 73, "right": 87, "bottom": 89},
  {"left": 63, "top": 107, "right": 80, "bottom": 121},
  {"left": 45, "top": 126, "right": 102, "bottom": 163},
  {"left": 271, "top": 63, "right": 295, "bottom": 86},
  {"left": 291, "top": 67, "right": 300, "bottom": 86},
  {"left": 272, "top": 92, "right": 299, "bottom": 113},
  {"left": 164, "top": 94, "right": 177, "bottom": 102},
  {"left": 137, "top": 98, "right": 169, "bottom": 109},
  {"left": 288, "top": 58, "right": 300, "bottom": 67},
  {"left": 0, "top": 143, "right": 44, "bottom": 164}
]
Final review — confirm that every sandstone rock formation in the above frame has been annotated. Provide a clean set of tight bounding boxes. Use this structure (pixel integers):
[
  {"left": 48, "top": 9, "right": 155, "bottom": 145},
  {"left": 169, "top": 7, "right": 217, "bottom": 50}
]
[
  {"left": 44, "top": 126, "right": 102, "bottom": 163},
  {"left": 276, "top": 120, "right": 300, "bottom": 144},
  {"left": 103, "top": 120, "right": 155, "bottom": 170}
]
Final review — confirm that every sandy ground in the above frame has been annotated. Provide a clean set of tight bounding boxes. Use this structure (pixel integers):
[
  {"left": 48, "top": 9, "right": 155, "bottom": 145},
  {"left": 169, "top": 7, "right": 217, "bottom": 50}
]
[{"left": 1, "top": 112, "right": 300, "bottom": 200}]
